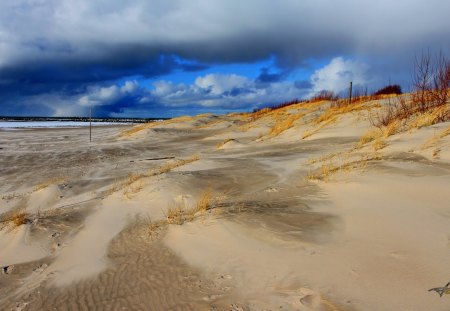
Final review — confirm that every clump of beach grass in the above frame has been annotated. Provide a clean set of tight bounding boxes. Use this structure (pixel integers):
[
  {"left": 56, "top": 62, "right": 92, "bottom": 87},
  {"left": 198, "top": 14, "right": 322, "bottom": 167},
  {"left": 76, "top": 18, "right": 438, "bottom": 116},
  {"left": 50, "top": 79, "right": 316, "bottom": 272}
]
[
  {"left": 0, "top": 208, "right": 30, "bottom": 231},
  {"left": 373, "top": 138, "right": 387, "bottom": 151},
  {"left": 145, "top": 189, "right": 217, "bottom": 237}
]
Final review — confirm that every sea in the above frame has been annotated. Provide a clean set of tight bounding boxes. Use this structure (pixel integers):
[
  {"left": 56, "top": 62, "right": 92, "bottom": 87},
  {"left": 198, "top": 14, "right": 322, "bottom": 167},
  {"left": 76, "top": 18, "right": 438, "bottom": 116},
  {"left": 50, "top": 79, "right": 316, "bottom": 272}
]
[{"left": 0, "top": 117, "right": 165, "bottom": 129}]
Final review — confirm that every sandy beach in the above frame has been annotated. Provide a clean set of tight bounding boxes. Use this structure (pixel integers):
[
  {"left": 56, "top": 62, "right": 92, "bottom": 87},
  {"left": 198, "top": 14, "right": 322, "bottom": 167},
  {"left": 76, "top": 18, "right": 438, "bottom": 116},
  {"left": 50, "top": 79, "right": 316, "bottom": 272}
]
[{"left": 1, "top": 98, "right": 450, "bottom": 310}]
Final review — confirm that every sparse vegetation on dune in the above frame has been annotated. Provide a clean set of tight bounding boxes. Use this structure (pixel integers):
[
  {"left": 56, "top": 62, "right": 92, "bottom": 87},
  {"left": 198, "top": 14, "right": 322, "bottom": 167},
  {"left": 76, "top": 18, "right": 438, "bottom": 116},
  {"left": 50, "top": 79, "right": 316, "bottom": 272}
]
[
  {"left": 369, "top": 52, "right": 450, "bottom": 134},
  {"left": 307, "top": 154, "right": 382, "bottom": 182},
  {"left": 0, "top": 208, "right": 29, "bottom": 230},
  {"left": 104, "top": 155, "right": 200, "bottom": 198},
  {"left": 120, "top": 116, "right": 195, "bottom": 137},
  {"left": 268, "top": 113, "right": 303, "bottom": 137},
  {"left": 420, "top": 125, "right": 450, "bottom": 150},
  {"left": 120, "top": 122, "right": 155, "bottom": 137},
  {"left": 216, "top": 139, "right": 235, "bottom": 149},
  {"left": 34, "top": 176, "right": 67, "bottom": 191},
  {"left": 145, "top": 190, "right": 216, "bottom": 236}
]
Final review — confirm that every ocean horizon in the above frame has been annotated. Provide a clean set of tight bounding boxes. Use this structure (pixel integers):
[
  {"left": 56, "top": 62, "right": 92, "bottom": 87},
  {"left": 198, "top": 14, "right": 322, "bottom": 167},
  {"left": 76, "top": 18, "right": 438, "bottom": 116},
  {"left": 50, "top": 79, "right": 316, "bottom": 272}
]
[{"left": 0, "top": 116, "right": 166, "bottom": 129}]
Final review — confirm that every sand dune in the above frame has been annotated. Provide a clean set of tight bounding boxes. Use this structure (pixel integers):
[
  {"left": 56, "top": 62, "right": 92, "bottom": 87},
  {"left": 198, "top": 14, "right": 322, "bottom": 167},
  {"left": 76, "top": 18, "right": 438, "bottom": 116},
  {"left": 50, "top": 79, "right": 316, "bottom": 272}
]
[{"left": 1, "top": 98, "right": 450, "bottom": 310}]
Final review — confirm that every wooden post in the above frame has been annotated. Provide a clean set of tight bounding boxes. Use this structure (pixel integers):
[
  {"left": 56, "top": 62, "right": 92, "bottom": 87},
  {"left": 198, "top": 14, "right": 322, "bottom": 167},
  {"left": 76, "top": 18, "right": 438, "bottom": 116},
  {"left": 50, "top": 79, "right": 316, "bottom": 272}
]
[
  {"left": 349, "top": 81, "right": 353, "bottom": 105},
  {"left": 89, "top": 108, "right": 92, "bottom": 142}
]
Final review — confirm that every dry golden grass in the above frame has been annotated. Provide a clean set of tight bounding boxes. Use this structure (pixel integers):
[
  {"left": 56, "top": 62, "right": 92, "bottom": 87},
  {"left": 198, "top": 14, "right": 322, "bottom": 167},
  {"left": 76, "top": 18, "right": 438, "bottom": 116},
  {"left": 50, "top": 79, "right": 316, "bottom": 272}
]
[
  {"left": 216, "top": 139, "right": 235, "bottom": 149},
  {"left": 121, "top": 116, "right": 195, "bottom": 137},
  {"left": 358, "top": 120, "right": 400, "bottom": 148},
  {"left": 268, "top": 113, "right": 303, "bottom": 137},
  {"left": 373, "top": 138, "right": 387, "bottom": 151},
  {"left": 149, "top": 154, "right": 200, "bottom": 176},
  {"left": 408, "top": 106, "right": 449, "bottom": 130},
  {"left": 420, "top": 125, "right": 450, "bottom": 150},
  {"left": 432, "top": 148, "right": 441, "bottom": 158},
  {"left": 152, "top": 189, "right": 216, "bottom": 229},
  {"left": 166, "top": 202, "right": 187, "bottom": 225},
  {"left": 382, "top": 120, "right": 401, "bottom": 137},
  {"left": 104, "top": 155, "right": 200, "bottom": 197},
  {"left": 124, "top": 180, "right": 144, "bottom": 199},
  {"left": 34, "top": 176, "right": 67, "bottom": 191},
  {"left": 0, "top": 208, "right": 29, "bottom": 230},
  {"left": 240, "top": 101, "right": 317, "bottom": 132},
  {"left": 197, "top": 119, "right": 224, "bottom": 129},
  {"left": 307, "top": 154, "right": 381, "bottom": 182},
  {"left": 120, "top": 122, "right": 155, "bottom": 137},
  {"left": 359, "top": 128, "right": 382, "bottom": 146},
  {"left": 307, "top": 150, "right": 346, "bottom": 165},
  {"left": 302, "top": 117, "right": 337, "bottom": 139},
  {"left": 314, "top": 101, "right": 369, "bottom": 125},
  {"left": 250, "top": 107, "right": 273, "bottom": 121},
  {"left": 193, "top": 190, "right": 213, "bottom": 214}
]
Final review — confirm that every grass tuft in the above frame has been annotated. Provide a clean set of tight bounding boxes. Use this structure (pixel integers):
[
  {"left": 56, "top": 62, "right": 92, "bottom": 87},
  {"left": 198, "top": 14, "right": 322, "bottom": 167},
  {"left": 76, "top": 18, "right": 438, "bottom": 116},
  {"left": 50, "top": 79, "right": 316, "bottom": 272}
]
[
  {"left": 0, "top": 209, "right": 30, "bottom": 230},
  {"left": 216, "top": 139, "right": 235, "bottom": 149}
]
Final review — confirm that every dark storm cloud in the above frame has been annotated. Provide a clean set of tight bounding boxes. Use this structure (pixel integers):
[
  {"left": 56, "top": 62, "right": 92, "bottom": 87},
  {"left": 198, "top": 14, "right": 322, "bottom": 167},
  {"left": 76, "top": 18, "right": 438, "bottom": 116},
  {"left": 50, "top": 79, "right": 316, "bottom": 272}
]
[
  {"left": 256, "top": 68, "right": 289, "bottom": 84},
  {"left": 0, "top": 0, "right": 449, "bottom": 116}
]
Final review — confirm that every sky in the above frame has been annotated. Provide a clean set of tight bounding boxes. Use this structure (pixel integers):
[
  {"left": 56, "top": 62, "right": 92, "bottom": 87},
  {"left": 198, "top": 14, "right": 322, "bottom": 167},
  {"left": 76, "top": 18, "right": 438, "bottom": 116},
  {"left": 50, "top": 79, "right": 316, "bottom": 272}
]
[{"left": 1, "top": 0, "right": 450, "bottom": 118}]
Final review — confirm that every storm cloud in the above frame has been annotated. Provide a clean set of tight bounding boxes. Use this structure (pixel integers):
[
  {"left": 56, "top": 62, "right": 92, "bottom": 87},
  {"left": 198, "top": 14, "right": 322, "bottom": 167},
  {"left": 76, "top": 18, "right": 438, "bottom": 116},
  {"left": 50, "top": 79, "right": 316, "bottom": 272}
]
[{"left": 1, "top": 0, "right": 449, "bottom": 116}]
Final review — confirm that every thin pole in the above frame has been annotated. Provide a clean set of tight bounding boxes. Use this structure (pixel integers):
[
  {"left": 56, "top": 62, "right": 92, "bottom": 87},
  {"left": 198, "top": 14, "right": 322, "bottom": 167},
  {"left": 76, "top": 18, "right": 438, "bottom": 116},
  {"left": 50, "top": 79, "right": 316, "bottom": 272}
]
[
  {"left": 349, "top": 81, "right": 353, "bottom": 105},
  {"left": 89, "top": 108, "right": 92, "bottom": 142}
]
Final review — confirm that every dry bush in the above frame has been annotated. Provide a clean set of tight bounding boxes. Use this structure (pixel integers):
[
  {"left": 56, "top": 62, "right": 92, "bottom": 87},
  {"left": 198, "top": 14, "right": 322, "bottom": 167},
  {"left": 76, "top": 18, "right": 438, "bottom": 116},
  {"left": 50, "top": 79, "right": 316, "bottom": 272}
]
[
  {"left": 373, "top": 84, "right": 402, "bottom": 96},
  {"left": 411, "top": 52, "right": 450, "bottom": 113},
  {"left": 310, "top": 90, "right": 339, "bottom": 102},
  {"left": 370, "top": 52, "right": 450, "bottom": 132}
]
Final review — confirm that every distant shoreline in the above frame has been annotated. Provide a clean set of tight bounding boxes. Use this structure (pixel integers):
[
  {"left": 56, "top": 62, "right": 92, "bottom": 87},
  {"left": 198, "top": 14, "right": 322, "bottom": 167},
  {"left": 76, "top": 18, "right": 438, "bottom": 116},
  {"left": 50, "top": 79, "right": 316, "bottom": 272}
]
[{"left": 0, "top": 116, "right": 168, "bottom": 123}]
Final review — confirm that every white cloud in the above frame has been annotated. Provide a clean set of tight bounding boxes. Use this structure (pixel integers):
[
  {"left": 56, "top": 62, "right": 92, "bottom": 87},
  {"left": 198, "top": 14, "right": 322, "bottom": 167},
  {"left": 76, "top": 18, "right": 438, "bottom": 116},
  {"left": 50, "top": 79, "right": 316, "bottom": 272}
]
[
  {"left": 194, "top": 74, "right": 250, "bottom": 95},
  {"left": 148, "top": 73, "right": 308, "bottom": 109},
  {"left": 310, "top": 57, "right": 368, "bottom": 95},
  {"left": 78, "top": 83, "right": 131, "bottom": 107}
]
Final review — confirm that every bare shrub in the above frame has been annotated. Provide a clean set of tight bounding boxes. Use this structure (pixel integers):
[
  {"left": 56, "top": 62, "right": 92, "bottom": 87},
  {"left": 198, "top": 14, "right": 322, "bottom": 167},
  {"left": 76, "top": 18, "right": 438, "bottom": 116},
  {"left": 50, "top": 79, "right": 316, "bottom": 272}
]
[
  {"left": 412, "top": 51, "right": 450, "bottom": 114},
  {"left": 373, "top": 85, "right": 402, "bottom": 96},
  {"left": 370, "top": 51, "right": 450, "bottom": 131},
  {"left": 311, "top": 90, "right": 339, "bottom": 102}
]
